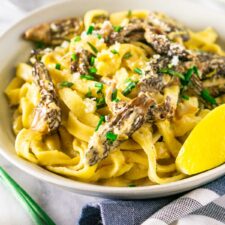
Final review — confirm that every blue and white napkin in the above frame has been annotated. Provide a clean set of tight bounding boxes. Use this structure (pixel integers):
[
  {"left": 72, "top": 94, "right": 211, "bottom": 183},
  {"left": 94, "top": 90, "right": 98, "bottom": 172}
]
[{"left": 79, "top": 176, "right": 225, "bottom": 225}]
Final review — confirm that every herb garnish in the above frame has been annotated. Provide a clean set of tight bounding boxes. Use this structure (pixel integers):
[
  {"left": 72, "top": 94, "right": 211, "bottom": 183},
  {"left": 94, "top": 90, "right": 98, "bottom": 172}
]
[
  {"left": 95, "top": 82, "right": 103, "bottom": 93},
  {"left": 90, "top": 56, "right": 95, "bottom": 66},
  {"left": 97, "top": 34, "right": 102, "bottom": 39},
  {"left": 201, "top": 89, "right": 217, "bottom": 105},
  {"left": 95, "top": 115, "right": 106, "bottom": 131},
  {"left": 87, "top": 42, "right": 98, "bottom": 54},
  {"left": 85, "top": 88, "right": 92, "bottom": 98},
  {"left": 55, "top": 63, "right": 61, "bottom": 70},
  {"left": 71, "top": 53, "right": 77, "bottom": 61},
  {"left": 87, "top": 25, "right": 94, "bottom": 35},
  {"left": 113, "top": 26, "right": 122, "bottom": 32},
  {"left": 181, "top": 95, "right": 189, "bottom": 100},
  {"left": 96, "top": 97, "right": 106, "bottom": 109},
  {"left": 80, "top": 74, "right": 95, "bottom": 80},
  {"left": 74, "top": 36, "right": 81, "bottom": 42},
  {"left": 111, "top": 49, "right": 119, "bottom": 54},
  {"left": 128, "top": 184, "right": 136, "bottom": 187},
  {"left": 111, "top": 89, "right": 118, "bottom": 101},
  {"left": 159, "top": 68, "right": 185, "bottom": 80},
  {"left": 106, "top": 131, "right": 118, "bottom": 143},
  {"left": 134, "top": 68, "right": 143, "bottom": 75},
  {"left": 89, "top": 67, "right": 97, "bottom": 74},
  {"left": 59, "top": 81, "right": 74, "bottom": 88},
  {"left": 122, "top": 81, "right": 137, "bottom": 96},
  {"left": 181, "top": 66, "right": 199, "bottom": 86},
  {"left": 123, "top": 52, "right": 132, "bottom": 59}
]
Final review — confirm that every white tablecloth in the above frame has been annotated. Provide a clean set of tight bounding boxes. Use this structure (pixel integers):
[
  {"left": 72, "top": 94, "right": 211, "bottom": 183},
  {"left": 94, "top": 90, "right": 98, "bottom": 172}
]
[{"left": 0, "top": 0, "right": 225, "bottom": 224}]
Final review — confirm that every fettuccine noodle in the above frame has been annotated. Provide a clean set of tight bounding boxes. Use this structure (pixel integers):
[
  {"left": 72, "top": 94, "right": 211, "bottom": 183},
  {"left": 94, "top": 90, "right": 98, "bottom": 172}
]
[{"left": 5, "top": 10, "right": 224, "bottom": 187}]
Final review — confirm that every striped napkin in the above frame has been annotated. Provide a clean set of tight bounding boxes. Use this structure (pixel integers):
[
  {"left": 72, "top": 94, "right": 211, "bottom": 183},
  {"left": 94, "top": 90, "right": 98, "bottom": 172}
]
[{"left": 79, "top": 176, "right": 225, "bottom": 225}]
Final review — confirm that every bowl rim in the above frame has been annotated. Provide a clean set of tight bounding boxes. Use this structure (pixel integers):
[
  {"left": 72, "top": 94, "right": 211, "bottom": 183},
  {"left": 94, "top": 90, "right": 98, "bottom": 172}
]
[{"left": 0, "top": 0, "right": 225, "bottom": 198}]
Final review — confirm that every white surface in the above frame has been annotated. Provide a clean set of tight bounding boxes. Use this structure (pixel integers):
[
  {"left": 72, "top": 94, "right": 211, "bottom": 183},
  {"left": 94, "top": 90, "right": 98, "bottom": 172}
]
[{"left": 0, "top": 0, "right": 225, "bottom": 224}]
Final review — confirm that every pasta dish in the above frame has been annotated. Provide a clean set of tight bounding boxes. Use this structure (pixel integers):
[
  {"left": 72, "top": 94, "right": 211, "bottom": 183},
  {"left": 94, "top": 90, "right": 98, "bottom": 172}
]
[{"left": 5, "top": 10, "right": 225, "bottom": 187}]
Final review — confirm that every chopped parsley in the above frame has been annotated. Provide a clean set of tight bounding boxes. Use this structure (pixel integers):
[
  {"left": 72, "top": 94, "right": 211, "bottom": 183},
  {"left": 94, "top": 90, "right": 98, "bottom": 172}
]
[
  {"left": 89, "top": 67, "right": 97, "bottom": 74},
  {"left": 201, "top": 89, "right": 217, "bottom": 105},
  {"left": 96, "top": 97, "right": 106, "bottom": 109},
  {"left": 123, "top": 52, "right": 132, "bottom": 59},
  {"left": 134, "top": 68, "right": 143, "bottom": 75},
  {"left": 87, "top": 25, "right": 94, "bottom": 35},
  {"left": 181, "top": 94, "right": 189, "bottom": 100},
  {"left": 111, "top": 89, "right": 118, "bottom": 101},
  {"left": 111, "top": 49, "right": 119, "bottom": 55},
  {"left": 59, "top": 81, "right": 74, "bottom": 88},
  {"left": 159, "top": 68, "right": 185, "bottom": 80},
  {"left": 95, "top": 115, "right": 106, "bottom": 131},
  {"left": 95, "top": 82, "right": 103, "bottom": 93},
  {"left": 90, "top": 56, "right": 95, "bottom": 66},
  {"left": 85, "top": 88, "right": 92, "bottom": 98},
  {"left": 87, "top": 42, "right": 98, "bottom": 54},
  {"left": 122, "top": 81, "right": 137, "bottom": 96},
  {"left": 113, "top": 25, "right": 122, "bottom": 32},
  {"left": 74, "top": 36, "right": 81, "bottom": 42},
  {"left": 80, "top": 74, "right": 95, "bottom": 80},
  {"left": 71, "top": 53, "right": 77, "bottom": 61},
  {"left": 55, "top": 63, "right": 61, "bottom": 70},
  {"left": 106, "top": 131, "right": 117, "bottom": 143}
]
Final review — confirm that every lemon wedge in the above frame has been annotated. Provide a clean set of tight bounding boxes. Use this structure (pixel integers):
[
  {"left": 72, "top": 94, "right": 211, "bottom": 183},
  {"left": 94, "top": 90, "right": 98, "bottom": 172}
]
[{"left": 176, "top": 104, "right": 225, "bottom": 175}]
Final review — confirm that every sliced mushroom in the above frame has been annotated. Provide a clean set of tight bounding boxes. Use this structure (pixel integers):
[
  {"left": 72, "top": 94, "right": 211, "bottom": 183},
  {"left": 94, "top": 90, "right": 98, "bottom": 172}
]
[
  {"left": 85, "top": 92, "right": 154, "bottom": 165},
  {"left": 31, "top": 62, "right": 61, "bottom": 134},
  {"left": 24, "top": 18, "right": 83, "bottom": 46},
  {"left": 70, "top": 49, "right": 92, "bottom": 74}
]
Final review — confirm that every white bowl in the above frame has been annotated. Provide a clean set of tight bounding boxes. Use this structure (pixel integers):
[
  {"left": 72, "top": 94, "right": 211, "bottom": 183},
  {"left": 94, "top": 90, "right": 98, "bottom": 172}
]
[{"left": 0, "top": 0, "right": 225, "bottom": 199}]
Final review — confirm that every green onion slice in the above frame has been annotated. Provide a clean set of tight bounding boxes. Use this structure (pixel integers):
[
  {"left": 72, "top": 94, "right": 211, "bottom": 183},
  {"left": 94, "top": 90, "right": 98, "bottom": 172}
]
[
  {"left": 134, "top": 68, "right": 143, "bottom": 75},
  {"left": 111, "top": 49, "right": 119, "bottom": 54},
  {"left": 59, "top": 81, "right": 74, "bottom": 88},
  {"left": 201, "top": 89, "right": 217, "bottom": 105},
  {"left": 111, "top": 89, "right": 118, "bottom": 101},
  {"left": 87, "top": 25, "right": 94, "bottom": 35},
  {"left": 113, "top": 26, "right": 122, "bottom": 32},
  {"left": 122, "top": 81, "right": 137, "bottom": 96},
  {"left": 160, "top": 68, "right": 185, "bottom": 80},
  {"left": 106, "top": 131, "right": 118, "bottom": 142},
  {"left": 85, "top": 88, "right": 92, "bottom": 98},
  {"left": 89, "top": 67, "right": 97, "bottom": 74},
  {"left": 87, "top": 42, "right": 98, "bottom": 54},
  {"left": 181, "top": 94, "right": 189, "bottom": 100},
  {"left": 80, "top": 74, "right": 95, "bottom": 80},
  {"left": 95, "top": 115, "right": 106, "bottom": 131},
  {"left": 71, "top": 53, "right": 77, "bottom": 61},
  {"left": 90, "top": 56, "right": 95, "bottom": 66},
  {"left": 95, "top": 82, "right": 103, "bottom": 93},
  {"left": 96, "top": 97, "right": 106, "bottom": 109},
  {"left": 55, "top": 63, "right": 61, "bottom": 70},
  {"left": 123, "top": 52, "right": 132, "bottom": 59},
  {"left": 74, "top": 36, "right": 81, "bottom": 42}
]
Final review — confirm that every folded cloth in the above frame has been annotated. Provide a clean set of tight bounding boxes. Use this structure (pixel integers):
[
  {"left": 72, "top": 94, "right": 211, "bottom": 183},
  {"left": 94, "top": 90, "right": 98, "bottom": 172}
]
[{"left": 79, "top": 176, "right": 225, "bottom": 225}]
